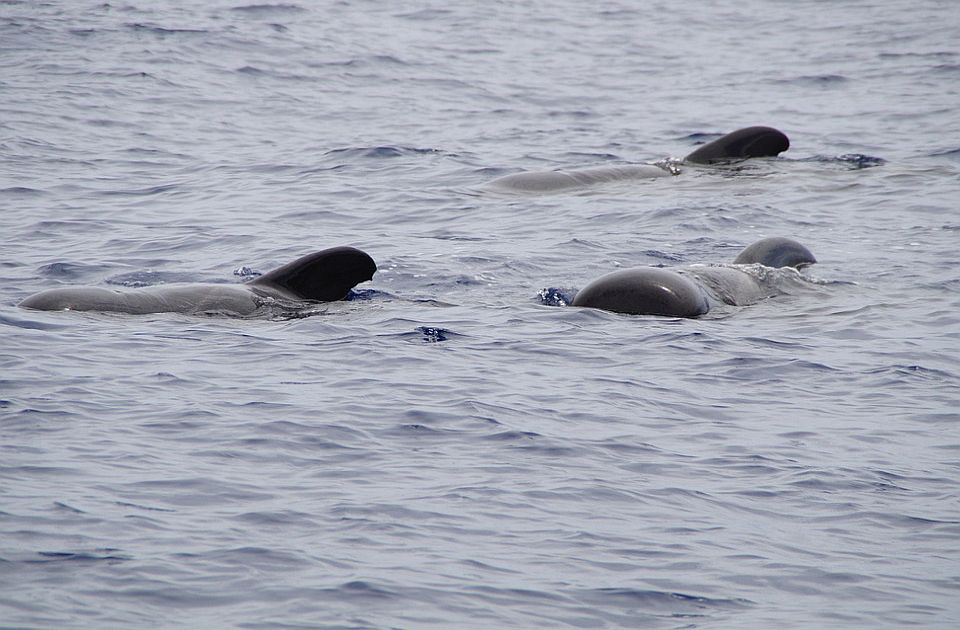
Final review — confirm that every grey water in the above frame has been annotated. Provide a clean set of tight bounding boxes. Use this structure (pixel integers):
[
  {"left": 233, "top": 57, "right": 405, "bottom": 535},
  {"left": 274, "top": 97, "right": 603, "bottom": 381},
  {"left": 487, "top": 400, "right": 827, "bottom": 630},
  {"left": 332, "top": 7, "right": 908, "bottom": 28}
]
[{"left": 2, "top": 0, "right": 959, "bottom": 628}]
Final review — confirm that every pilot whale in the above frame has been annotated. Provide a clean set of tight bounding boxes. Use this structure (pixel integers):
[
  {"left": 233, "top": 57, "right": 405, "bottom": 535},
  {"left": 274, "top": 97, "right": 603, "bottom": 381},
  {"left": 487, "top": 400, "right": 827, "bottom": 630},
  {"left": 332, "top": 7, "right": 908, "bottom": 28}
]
[
  {"left": 570, "top": 237, "right": 815, "bottom": 317},
  {"left": 486, "top": 126, "right": 790, "bottom": 193},
  {"left": 19, "top": 246, "right": 377, "bottom": 316}
]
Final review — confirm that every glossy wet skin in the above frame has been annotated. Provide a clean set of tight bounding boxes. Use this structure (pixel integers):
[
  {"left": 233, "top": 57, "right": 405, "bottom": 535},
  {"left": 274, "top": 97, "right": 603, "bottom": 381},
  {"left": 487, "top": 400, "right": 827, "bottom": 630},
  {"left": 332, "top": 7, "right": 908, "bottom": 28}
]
[
  {"left": 486, "top": 126, "right": 791, "bottom": 193},
  {"left": 570, "top": 237, "right": 815, "bottom": 317},
  {"left": 572, "top": 267, "right": 709, "bottom": 317},
  {"left": 19, "top": 246, "right": 377, "bottom": 316},
  {"left": 684, "top": 126, "right": 790, "bottom": 164}
]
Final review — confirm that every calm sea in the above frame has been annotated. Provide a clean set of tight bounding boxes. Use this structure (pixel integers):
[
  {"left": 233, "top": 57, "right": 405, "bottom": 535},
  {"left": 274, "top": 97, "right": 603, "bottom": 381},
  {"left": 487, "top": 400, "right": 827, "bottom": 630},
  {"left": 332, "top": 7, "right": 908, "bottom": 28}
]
[{"left": 2, "top": 1, "right": 958, "bottom": 628}]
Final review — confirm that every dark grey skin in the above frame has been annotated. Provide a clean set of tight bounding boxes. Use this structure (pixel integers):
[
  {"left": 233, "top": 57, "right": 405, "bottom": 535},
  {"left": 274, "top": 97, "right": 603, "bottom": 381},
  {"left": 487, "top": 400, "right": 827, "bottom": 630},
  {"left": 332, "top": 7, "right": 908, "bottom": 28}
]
[
  {"left": 486, "top": 126, "right": 790, "bottom": 193},
  {"left": 571, "top": 237, "right": 814, "bottom": 317},
  {"left": 684, "top": 126, "right": 790, "bottom": 164},
  {"left": 732, "top": 236, "right": 816, "bottom": 268},
  {"left": 19, "top": 246, "right": 377, "bottom": 316}
]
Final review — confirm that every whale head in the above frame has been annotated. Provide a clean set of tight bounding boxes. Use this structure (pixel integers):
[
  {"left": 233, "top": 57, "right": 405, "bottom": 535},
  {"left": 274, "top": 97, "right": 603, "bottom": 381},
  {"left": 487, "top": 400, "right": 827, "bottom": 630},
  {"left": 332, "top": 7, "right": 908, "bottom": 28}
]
[
  {"left": 572, "top": 267, "right": 709, "bottom": 317},
  {"left": 733, "top": 237, "right": 816, "bottom": 269}
]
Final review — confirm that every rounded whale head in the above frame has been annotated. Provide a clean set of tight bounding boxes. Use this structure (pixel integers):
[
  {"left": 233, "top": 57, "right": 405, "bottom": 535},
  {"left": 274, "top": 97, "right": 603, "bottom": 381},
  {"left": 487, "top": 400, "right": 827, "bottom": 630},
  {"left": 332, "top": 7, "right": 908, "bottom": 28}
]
[
  {"left": 684, "top": 126, "right": 790, "bottom": 164},
  {"left": 572, "top": 267, "right": 709, "bottom": 317},
  {"left": 733, "top": 237, "right": 816, "bottom": 269}
]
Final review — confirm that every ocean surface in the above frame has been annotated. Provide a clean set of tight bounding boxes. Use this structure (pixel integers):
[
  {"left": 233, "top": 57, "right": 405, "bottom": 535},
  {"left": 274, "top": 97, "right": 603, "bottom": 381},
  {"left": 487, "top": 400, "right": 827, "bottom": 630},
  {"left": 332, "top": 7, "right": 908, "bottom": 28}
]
[{"left": 2, "top": 1, "right": 959, "bottom": 628}]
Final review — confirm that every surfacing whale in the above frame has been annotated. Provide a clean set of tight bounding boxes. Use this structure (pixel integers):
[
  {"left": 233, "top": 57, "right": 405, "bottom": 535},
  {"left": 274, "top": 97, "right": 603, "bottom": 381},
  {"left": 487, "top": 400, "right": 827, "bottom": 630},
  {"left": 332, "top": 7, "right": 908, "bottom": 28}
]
[
  {"left": 570, "top": 237, "right": 815, "bottom": 317},
  {"left": 19, "top": 246, "right": 377, "bottom": 316},
  {"left": 485, "top": 126, "right": 790, "bottom": 193}
]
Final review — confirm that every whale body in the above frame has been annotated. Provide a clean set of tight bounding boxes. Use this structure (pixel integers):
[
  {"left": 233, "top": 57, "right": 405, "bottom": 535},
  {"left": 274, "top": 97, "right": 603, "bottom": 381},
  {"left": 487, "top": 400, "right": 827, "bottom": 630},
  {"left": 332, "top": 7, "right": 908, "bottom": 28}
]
[
  {"left": 571, "top": 237, "right": 814, "bottom": 317},
  {"left": 486, "top": 126, "right": 790, "bottom": 193},
  {"left": 19, "top": 246, "right": 377, "bottom": 316},
  {"left": 486, "top": 164, "right": 670, "bottom": 193}
]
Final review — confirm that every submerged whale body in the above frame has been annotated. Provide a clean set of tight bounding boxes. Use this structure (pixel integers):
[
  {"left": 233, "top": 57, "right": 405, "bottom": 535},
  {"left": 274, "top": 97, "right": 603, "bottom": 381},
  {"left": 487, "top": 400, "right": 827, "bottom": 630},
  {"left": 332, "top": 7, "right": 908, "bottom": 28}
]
[
  {"left": 19, "top": 246, "right": 377, "bottom": 316},
  {"left": 486, "top": 126, "right": 790, "bottom": 192},
  {"left": 570, "top": 237, "right": 813, "bottom": 317},
  {"left": 486, "top": 164, "right": 670, "bottom": 193}
]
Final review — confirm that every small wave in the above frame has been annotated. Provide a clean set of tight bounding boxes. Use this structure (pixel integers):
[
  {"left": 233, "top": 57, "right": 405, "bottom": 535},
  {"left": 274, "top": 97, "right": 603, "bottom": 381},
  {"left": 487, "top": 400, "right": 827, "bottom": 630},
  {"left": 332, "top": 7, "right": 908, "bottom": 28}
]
[
  {"left": 345, "top": 288, "right": 385, "bottom": 301},
  {"left": 652, "top": 157, "right": 683, "bottom": 174},
  {"left": 575, "top": 587, "right": 753, "bottom": 611},
  {"left": 30, "top": 550, "right": 131, "bottom": 563},
  {"left": 115, "top": 501, "right": 177, "bottom": 513},
  {"left": 929, "top": 147, "right": 960, "bottom": 159},
  {"left": 641, "top": 248, "right": 685, "bottom": 262},
  {"left": 397, "top": 8, "right": 455, "bottom": 20},
  {"left": 776, "top": 74, "right": 849, "bottom": 86},
  {"left": 481, "top": 429, "right": 541, "bottom": 442},
  {"left": 878, "top": 51, "right": 957, "bottom": 60},
  {"left": 1, "top": 186, "right": 45, "bottom": 196},
  {"left": 323, "top": 145, "right": 443, "bottom": 159},
  {"left": 798, "top": 154, "right": 886, "bottom": 169},
  {"left": 0, "top": 314, "right": 70, "bottom": 331},
  {"left": 230, "top": 4, "right": 306, "bottom": 14},
  {"left": 538, "top": 287, "right": 576, "bottom": 307},
  {"left": 38, "top": 261, "right": 103, "bottom": 278},
  {"left": 99, "top": 183, "right": 180, "bottom": 197},
  {"left": 308, "top": 54, "right": 411, "bottom": 68},
  {"left": 864, "top": 364, "right": 956, "bottom": 381},
  {"left": 233, "top": 266, "right": 261, "bottom": 279},
  {"left": 412, "top": 326, "right": 457, "bottom": 342},
  {"left": 235, "top": 511, "right": 317, "bottom": 526},
  {"left": 234, "top": 65, "right": 311, "bottom": 81},
  {"left": 125, "top": 23, "right": 208, "bottom": 36},
  {"left": 682, "top": 131, "right": 720, "bottom": 143},
  {"left": 932, "top": 63, "right": 960, "bottom": 74}
]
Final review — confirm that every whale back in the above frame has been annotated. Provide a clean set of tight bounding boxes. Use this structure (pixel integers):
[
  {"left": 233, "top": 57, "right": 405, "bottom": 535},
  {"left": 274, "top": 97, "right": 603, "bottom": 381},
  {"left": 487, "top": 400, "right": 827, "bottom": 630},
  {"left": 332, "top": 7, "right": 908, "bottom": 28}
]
[
  {"left": 571, "top": 267, "right": 709, "bottom": 317},
  {"left": 249, "top": 246, "right": 377, "bottom": 302},
  {"left": 487, "top": 164, "right": 670, "bottom": 192},
  {"left": 684, "top": 126, "right": 789, "bottom": 163},
  {"left": 733, "top": 237, "right": 816, "bottom": 269}
]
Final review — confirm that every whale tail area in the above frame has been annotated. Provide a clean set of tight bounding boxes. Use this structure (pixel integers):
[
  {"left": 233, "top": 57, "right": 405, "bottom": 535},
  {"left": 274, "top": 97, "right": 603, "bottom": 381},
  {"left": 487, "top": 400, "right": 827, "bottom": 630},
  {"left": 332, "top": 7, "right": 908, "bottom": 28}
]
[
  {"left": 250, "top": 246, "right": 377, "bottom": 302},
  {"left": 684, "top": 126, "right": 790, "bottom": 164}
]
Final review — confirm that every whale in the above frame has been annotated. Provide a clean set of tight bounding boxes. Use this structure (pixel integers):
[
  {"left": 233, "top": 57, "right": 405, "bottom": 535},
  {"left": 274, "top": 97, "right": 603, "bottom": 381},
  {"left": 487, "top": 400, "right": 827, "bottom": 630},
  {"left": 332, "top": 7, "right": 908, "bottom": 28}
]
[
  {"left": 19, "top": 246, "right": 377, "bottom": 316},
  {"left": 485, "top": 126, "right": 790, "bottom": 193},
  {"left": 570, "top": 237, "right": 815, "bottom": 317}
]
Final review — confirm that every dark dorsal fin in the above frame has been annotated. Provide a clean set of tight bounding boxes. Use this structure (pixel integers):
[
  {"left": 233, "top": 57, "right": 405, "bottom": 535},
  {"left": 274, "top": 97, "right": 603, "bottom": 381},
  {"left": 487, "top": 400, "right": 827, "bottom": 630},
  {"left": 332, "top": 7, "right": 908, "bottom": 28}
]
[
  {"left": 733, "top": 237, "right": 816, "bottom": 269},
  {"left": 684, "top": 126, "right": 790, "bottom": 164},
  {"left": 249, "top": 246, "right": 377, "bottom": 302}
]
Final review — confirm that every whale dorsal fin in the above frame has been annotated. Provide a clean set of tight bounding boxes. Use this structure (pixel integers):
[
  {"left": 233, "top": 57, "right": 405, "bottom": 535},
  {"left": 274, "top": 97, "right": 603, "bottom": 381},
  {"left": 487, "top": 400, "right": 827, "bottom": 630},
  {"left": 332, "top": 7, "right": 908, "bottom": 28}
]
[
  {"left": 685, "top": 126, "right": 789, "bottom": 164},
  {"left": 249, "top": 246, "right": 377, "bottom": 302}
]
